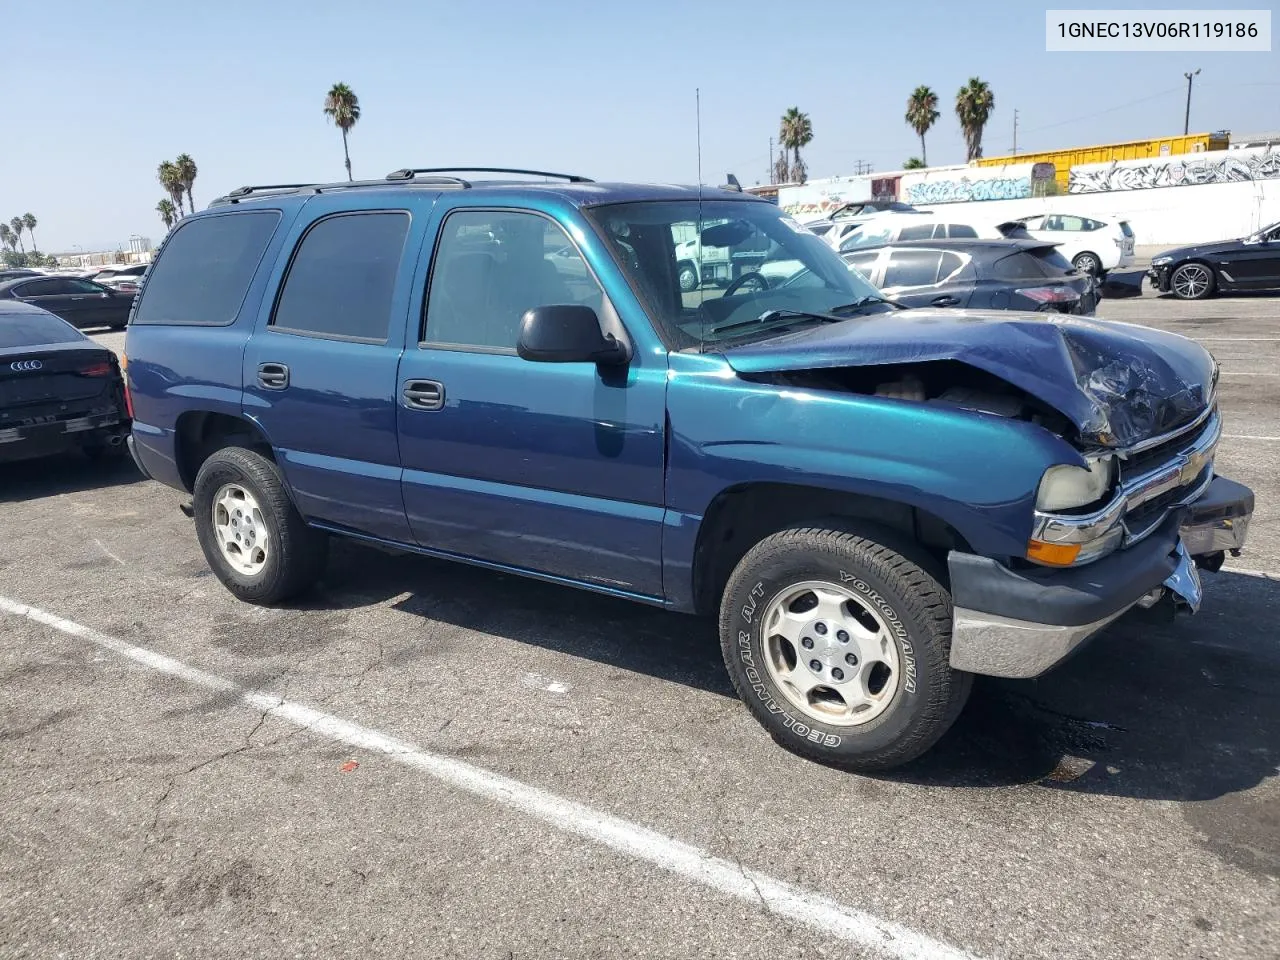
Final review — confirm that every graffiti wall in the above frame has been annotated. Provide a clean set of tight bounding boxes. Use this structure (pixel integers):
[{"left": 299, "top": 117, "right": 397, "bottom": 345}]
[
  {"left": 777, "top": 178, "right": 872, "bottom": 220},
  {"left": 900, "top": 162, "right": 1055, "bottom": 205},
  {"left": 1068, "top": 147, "right": 1280, "bottom": 193}
]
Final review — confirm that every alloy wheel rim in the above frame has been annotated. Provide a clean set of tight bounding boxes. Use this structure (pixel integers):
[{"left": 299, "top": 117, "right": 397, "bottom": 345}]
[
  {"left": 759, "top": 580, "right": 902, "bottom": 727},
  {"left": 211, "top": 483, "right": 270, "bottom": 575},
  {"left": 1173, "top": 264, "right": 1209, "bottom": 298}
]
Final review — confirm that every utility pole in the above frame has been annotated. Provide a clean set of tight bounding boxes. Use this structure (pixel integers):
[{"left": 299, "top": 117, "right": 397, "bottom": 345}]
[
  {"left": 1183, "top": 68, "right": 1200, "bottom": 135},
  {"left": 1012, "top": 108, "right": 1019, "bottom": 156},
  {"left": 768, "top": 137, "right": 774, "bottom": 184}
]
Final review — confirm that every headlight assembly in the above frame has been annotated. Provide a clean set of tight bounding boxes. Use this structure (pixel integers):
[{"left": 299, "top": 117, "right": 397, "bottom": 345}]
[{"left": 1036, "top": 457, "right": 1115, "bottom": 511}]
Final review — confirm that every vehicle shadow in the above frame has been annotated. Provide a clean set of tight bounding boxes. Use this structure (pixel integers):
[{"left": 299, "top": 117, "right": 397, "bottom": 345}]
[
  {"left": 0, "top": 450, "right": 143, "bottom": 503},
  {"left": 305, "top": 541, "right": 1278, "bottom": 803}
]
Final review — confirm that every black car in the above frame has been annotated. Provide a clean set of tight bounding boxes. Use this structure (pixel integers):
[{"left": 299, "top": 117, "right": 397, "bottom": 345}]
[
  {"left": 0, "top": 268, "right": 42, "bottom": 283},
  {"left": 0, "top": 301, "right": 131, "bottom": 462},
  {"left": 1148, "top": 220, "right": 1280, "bottom": 299},
  {"left": 841, "top": 238, "right": 1097, "bottom": 314},
  {"left": 0, "top": 275, "right": 134, "bottom": 329}
]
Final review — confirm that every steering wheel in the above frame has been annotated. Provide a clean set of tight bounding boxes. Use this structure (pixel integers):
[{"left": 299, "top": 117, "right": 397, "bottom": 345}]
[{"left": 723, "top": 271, "right": 770, "bottom": 297}]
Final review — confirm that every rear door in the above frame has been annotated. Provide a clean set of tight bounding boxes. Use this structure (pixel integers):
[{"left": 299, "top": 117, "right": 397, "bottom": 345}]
[
  {"left": 241, "top": 193, "right": 435, "bottom": 544},
  {"left": 1224, "top": 224, "right": 1280, "bottom": 287},
  {"left": 8, "top": 279, "right": 88, "bottom": 326},
  {"left": 879, "top": 248, "right": 950, "bottom": 307}
]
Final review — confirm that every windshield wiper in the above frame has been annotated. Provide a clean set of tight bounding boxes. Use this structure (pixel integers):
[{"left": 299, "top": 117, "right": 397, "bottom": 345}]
[
  {"left": 827, "top": 295, "right": 906, "bottom": 313},
  {"left": 710, "top": 308, "right": 848, "bottom": 336}
]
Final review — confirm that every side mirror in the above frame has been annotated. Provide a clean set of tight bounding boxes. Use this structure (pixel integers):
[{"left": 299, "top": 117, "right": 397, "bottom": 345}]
[{"left": 517, "top": 304, "right": 629, "bottom": 365}]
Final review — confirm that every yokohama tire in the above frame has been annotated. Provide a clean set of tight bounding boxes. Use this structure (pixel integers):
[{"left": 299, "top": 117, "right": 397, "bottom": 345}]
[
  {"left": 719, "top": 523, "right": 971, "bottom": 771},
  {"left": 192, "top": 446, "right": 328, "bottom": 604}
]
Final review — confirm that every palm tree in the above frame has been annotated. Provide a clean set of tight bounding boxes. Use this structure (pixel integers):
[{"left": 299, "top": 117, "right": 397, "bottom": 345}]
[
  {"left": 903, "top": 157, "right": 925, "bottom": 169},
  {"left": 955, "top": 78, "right": 995, "bottom": 161},
  {"left": 905, "top": 86, "right": 940, "bottom": 167},
  {"left": 21, "top": 213, "right": 37, "bottom": 251},
  {"left": 158, "top": 161, "right": 185, "bottom": 216},
  {"left": 9, "top": 217, "right": 25, "bottom": 253},
  {"left": 323, "top": 83, "right": 361, "bottom": 181},
  {"left": 157, "top": 199, "right": 177, "bottom": 230},
  {"left": 778, "top": 107, "right": 813, "bottom": 185},
  {"left": 175, "top": 154, "right": 198, "bottom": 212},
  {"left": 0, "top": 223, "right": 12, "bottom": 252}
]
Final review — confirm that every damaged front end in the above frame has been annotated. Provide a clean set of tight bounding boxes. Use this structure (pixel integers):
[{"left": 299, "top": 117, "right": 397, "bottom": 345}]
[{"left": 722, "top": 309, "right": 1255, "bottom": 679}]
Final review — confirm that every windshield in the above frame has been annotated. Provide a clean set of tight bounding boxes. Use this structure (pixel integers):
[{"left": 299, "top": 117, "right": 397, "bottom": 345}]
[{"left": 586, "top": 200, "right": 883, "bottom": 349}]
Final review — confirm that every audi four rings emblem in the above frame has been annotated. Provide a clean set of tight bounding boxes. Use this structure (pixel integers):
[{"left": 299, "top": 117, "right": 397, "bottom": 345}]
[{"left": 10, "top": 360, "right": 43, "bottom": 372}]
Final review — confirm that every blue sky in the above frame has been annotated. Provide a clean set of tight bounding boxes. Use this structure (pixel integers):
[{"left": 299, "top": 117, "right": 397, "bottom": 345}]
[{"left": 2, "top": 0, "right": 1276, "bottom": 251}]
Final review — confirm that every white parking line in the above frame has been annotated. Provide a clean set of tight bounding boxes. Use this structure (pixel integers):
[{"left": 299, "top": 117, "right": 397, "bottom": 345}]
[
  {"left": 1194, "top": 338, "right": 1280, "bottom": 342},
  {"left": 0, "top": 594, "right": 978, "bottom": 960},
  {"left": 1224, "top": 435, "right": 1280, "bottom": 442},
  {"left": 1215, "top": 566, "right": 1280, "bottom": 582},
  {"left": 1217, "top": 372, "right": 1280, "bottom": 377}
]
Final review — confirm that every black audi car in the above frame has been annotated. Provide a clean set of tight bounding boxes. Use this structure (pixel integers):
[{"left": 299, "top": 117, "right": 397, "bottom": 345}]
[
  {"left": 841, "top": 238, "right": 1098, "bottom": 314},
  {"left": 0, "top": 275, "right": 134, "bottom": 330},
  {"left": 1148, "top": 220, "right": 1280, "bottom": 299},
  {"left": 0, "top": 300, "right": 130, "bottom": 462}
]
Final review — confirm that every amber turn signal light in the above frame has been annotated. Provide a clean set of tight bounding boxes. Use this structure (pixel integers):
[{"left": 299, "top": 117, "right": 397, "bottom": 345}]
[{"left": 1026, "top": 540, "right": 1082, "bottom": 566}]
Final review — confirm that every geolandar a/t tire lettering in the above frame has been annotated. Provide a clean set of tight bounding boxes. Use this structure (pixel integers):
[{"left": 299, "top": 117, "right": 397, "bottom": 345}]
[{"left": 719, "top": 522, "right": 971, "bottom": 771}]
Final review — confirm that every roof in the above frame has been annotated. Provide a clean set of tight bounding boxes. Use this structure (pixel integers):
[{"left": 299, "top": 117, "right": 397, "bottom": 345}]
[
  {"left": 842, "top": 237, "right": 1058, "bottom": 254},
  {"left": 208, "top": 170, "right": 764, "bottom": 209},
  {"left": 0, "top": 297, "right": 58, "bottom": 315}
]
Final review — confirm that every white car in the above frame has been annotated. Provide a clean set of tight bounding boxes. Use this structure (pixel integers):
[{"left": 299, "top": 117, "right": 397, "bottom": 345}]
[
  {"left": 805, "top": 201, "right": 924, "bottom": 250},
  {"left": 1015, "top": 214, "right": 1135, "bottom": 276},
  {"left": 835, "top": 213, "right": 992, "bottom": 253}
]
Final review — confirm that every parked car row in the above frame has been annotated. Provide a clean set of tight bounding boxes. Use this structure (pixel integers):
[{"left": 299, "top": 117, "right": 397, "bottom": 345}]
[
  {"left": 0, "top": 276, "right": 135, "bottom": 329},
  {"left": 1148, "top": 219, "right": 1280, "bottom": 299}
]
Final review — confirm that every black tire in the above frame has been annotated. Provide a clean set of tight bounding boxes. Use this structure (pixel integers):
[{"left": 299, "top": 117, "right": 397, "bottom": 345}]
[
  {"left": 678, "top": 262, "right": 699, "bottom": 293},
  {"left": 1169, "top": 261, "right": 1216, "bottom": 300},
  {"left": 719, "top": 523, "right": 971, "bottom": 771},
  {"left": 192, "top": 446, "right": 328, "bottom": 604},
  {"left": 1072, "top": 252, "right": 1101, "bottom": 277}
]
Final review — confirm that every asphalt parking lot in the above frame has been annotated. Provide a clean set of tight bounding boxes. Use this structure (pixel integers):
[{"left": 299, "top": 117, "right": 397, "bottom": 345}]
[{"left": 2, "top": 283, "right": 1277, "bottom": 960}]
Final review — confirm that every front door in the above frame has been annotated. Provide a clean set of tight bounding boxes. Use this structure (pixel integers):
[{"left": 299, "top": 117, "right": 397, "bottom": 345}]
[
  {"left": 396, "top": 203, "right": 668, "bottom": 598},
  {"left": 241, "top": 196, "right": 431, "bottom": 544},
  {"left": 12, "top": 277, "right": 108, "bottom": 328},
  {"left": 1223, "top": 225, "right": 1280, "bottom": 287}
]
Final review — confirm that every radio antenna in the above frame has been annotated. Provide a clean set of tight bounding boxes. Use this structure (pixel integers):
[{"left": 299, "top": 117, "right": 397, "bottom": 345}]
[{"left": 696, "top": 87, "right": 705, "bottom": 351}]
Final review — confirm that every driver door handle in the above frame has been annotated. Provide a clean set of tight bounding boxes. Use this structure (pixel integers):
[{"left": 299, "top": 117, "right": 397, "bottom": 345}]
[
  {"left": 403, "top": 379, "right": 445, "bottom": 411},
  {"left": 931, "top": 295, "right": 960, "bottom": 307}
]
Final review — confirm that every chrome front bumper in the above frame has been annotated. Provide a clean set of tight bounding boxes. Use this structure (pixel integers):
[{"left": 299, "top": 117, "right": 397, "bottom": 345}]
[{"left": 950, "top": 476, "right": 1252, "bottom": 679}]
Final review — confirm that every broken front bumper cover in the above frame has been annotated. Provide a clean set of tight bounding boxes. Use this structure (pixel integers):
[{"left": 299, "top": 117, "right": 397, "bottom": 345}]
[{"left": 947, "top": 476, "right": 1253, "bottom": 679}]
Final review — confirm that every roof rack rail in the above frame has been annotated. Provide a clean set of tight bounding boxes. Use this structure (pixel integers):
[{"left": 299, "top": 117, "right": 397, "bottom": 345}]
[
  {"left": 226, "top": 183, "right": 317, "bottom": 199},
  {"left": 384, "top": 167, "right": 594, "bottom": 184}
]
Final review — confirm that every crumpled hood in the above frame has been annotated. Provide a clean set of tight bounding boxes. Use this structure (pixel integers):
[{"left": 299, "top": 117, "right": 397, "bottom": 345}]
[{"left": 721, "top": 309, "right": 1216, "bottom": 448}]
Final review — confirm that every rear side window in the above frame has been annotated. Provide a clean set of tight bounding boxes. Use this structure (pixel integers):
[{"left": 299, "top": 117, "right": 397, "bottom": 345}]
[
  {"left": 937, "top": 252, "right": 965, "bottom": 281},
  {"left": 271, "top": 212, "right": 410, "bottom": 342},
  {"left": 897, "top": 223, "right": 934, "bottom": 242},
  {"left": 946, "top": 224, "right": 978, "bottom": 239},
  {"left": 882, "top": 250, "right": 943, "bottom": 288},
  {"left": 13, "top": 278, "right": 73, "bottom": 296},
  {"left": 1119, "top": 221, "right": 1134, "bottom": 238},
  {"left": 134, "top": 212, "right": 280, "bottom": 325}
]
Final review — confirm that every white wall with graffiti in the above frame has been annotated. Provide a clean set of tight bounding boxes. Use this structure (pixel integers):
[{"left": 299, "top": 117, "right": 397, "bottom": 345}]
[
  {"left": 899, "top": 162, "right": 1056, "bottom": 205},
  {"left": 891, "top": 147, "right": 1280, "bottom": 245}
]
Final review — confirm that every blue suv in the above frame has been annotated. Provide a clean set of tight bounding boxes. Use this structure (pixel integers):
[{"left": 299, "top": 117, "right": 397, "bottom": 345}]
[{"left": 123, "top": 167, "right": 1254, "bottom": 770}]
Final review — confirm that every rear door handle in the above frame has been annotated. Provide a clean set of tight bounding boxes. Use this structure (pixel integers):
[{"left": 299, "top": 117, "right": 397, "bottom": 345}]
[
  {"left": 258, "top": 362, "right": 290, "bottom": 390},
  {"left": 402, "top": 379, "right": 445, "bottom": 411},
  {"left": 931, "top": 295, "right": 960, "bottom": 307}
]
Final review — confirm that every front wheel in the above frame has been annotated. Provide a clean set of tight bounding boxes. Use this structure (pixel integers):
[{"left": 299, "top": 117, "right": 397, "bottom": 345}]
[
  {"left": 192, "top": 446, "right": 328, "bottom": 604},
  {"left": 678, "top": 263, "right": 699, "bottom": 293},
  {"left": 1170, "top": 262, "right": 1215, "bottom": 300},
  {"left": 720, "top": 523, "right": 971, "bottom": 771}
]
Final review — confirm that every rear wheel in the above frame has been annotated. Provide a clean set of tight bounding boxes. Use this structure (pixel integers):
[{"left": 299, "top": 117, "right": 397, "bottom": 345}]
[
  {"left": 1170, "top": 262, "right": 1215, "bottom": 300},
  {"left": 678, "top": 262, "right": 699, "bottom": 293},
  {"left": 719, "top": 523, "right": 971, "bottom": 771},
  {"left": 1072, "top": 251, "right": 1101, "bottom": 276},
  {"left": 192, "top": 446, "right": 328, "bottom": 604}
]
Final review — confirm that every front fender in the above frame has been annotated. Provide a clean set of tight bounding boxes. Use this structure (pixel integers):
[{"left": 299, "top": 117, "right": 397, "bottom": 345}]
[{"left": 663, "top": 353, "right": 1082, "bottom": 598}]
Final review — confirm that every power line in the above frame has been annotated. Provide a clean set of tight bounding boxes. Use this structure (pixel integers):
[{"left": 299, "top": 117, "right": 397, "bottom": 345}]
[{"left": 1021, "top": 86, "right": 1183, "bottom": 135}]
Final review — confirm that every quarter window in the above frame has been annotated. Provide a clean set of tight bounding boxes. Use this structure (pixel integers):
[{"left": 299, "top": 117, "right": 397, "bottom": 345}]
[
  {"left": 134, "top": 211, "right": 280, "bottom": 326},
  {"left": 272, "top": 212, "right": 410, "bottom": 342},
  {"left": 424, "top": 210, "right": 604, "bottom": 350},
  {"left": 946, "top": 224, "right": 978, "bottom": 239}
]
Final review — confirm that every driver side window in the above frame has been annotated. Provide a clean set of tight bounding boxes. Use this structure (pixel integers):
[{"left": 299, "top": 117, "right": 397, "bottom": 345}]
[{"left": 424, "top": 210, "right": 604, "bottom": 351}]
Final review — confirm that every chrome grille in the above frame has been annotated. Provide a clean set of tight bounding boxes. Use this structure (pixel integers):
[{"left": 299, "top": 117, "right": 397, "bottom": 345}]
[{"left": 1117, "top": 409, "right": 1219, "bottom": 545}]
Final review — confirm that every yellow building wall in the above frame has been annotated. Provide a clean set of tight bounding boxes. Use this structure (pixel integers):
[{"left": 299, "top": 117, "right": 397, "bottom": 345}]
[{"left": 977, "top": 132, "right": 1230, "bottom": 191}]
